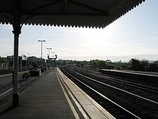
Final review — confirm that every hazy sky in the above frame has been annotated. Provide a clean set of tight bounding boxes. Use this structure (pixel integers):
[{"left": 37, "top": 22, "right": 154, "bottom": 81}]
[{"left": 0, "top": 0, "right": 158, "bottom": 62}]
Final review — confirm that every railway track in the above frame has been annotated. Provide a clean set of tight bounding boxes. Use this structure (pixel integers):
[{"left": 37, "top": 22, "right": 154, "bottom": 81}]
[
  {"left": 61, "top": 66, "right": 158, "bottom": 119},
  {"left": 77, "top": 68, "right": 158, "bottom": 103},
  {"left": 61, "top": 67, "right": 140, "bottom": 119}
]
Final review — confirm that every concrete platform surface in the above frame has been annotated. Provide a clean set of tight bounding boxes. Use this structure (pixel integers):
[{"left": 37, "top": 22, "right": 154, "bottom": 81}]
[{"left": 0, "top": 68, "right": 78, "bottom": 119}]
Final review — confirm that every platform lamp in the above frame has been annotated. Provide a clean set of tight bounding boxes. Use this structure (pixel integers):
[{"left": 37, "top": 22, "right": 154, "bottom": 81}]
[
  {"left": 47, "top": 48, "right": 52, "bottom": 59},
  {"left": 38, "top": 40, "right": 46, "bottom": 68}
]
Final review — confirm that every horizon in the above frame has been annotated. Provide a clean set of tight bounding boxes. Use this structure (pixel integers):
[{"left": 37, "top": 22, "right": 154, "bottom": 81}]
[{"left": 1, "top": 54, "right": 157, "bottom": 63}]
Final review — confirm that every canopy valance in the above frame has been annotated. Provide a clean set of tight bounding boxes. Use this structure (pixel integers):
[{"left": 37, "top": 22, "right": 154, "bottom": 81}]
[{"left": 0, "top": 0, "right": 145, "bottom": 28}]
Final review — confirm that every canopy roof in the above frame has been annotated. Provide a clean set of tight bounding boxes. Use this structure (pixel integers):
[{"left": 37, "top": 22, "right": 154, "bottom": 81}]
[{"left": 0, "top": 0, "right": 145, "bottom": 28}]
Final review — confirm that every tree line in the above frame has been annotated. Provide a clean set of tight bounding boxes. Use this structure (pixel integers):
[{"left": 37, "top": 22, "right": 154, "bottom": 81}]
[
  {"left": 1, "top": 56, "right": 158, "bottom": 72},
  {"left": 57, "top": 58, "right": 158, "bottom": 72}
]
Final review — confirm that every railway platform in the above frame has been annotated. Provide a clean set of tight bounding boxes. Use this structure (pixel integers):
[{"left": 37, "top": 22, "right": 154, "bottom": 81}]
[{"left": 0, "top": 67, "right": 115, "bottom": 119}]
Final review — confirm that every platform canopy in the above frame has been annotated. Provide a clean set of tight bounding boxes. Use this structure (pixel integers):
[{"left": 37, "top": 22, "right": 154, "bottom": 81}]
[{"left": 0, "top": 0, "right": 145, "bottom": 28}]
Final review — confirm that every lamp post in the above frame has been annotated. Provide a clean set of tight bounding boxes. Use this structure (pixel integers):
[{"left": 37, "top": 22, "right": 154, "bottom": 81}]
[
  {"left": 47, "top": 48, "right": 52, "bottom": 58},
  {"left": 47, "top": 48, "right": 52, "bottom": 69},
  {"left": 51, "top": 52, "right": 55, "bottom": 58},
  {"left": 38, "top": 40, "right": 46, "bottom": 68}
]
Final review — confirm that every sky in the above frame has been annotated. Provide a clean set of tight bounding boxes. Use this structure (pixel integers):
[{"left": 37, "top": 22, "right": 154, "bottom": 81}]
[{"left": 0, "top": 0, "right": 158, "bottom": 62}]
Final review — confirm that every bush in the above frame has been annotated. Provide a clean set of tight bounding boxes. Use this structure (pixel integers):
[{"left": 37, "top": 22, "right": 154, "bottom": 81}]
[
  {"left": 41, "top": 67, "right": 46, "bottom": 72},
  {"left": 29, "top": 69, "right": 41, "bottom": 76},
  {"left": 22, "top": 71, "right": 30, "bottom": 80}
]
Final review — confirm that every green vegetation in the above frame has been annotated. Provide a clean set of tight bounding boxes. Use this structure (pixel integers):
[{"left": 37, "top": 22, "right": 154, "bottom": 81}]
[
  {"left": 22, "top": 71, "right": 30, "bottom": 80},
  {"left": 1, "top": 55, "right": 158, "bottom": 73},
  {"left": 57, "top": 58, "right": 158, "bottom": 72},
  {"left": 29, "top": 69, "right": 41, "bottom": 76},
  {"left": 128, "top": 59, "right": 158, "bottom": 72}
]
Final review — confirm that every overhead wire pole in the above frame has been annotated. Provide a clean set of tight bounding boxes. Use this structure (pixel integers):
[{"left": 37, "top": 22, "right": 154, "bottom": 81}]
[{"left": 38, "top": 40, "right": 46, "bottom": 68}]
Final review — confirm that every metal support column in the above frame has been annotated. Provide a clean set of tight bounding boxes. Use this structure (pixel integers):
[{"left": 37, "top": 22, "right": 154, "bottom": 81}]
[
  {"left": 12, "top": 31, "right": 20, "bottom": 106},
  {"left": 12, "top": 0, "right": 21, "bottom": 107}
]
